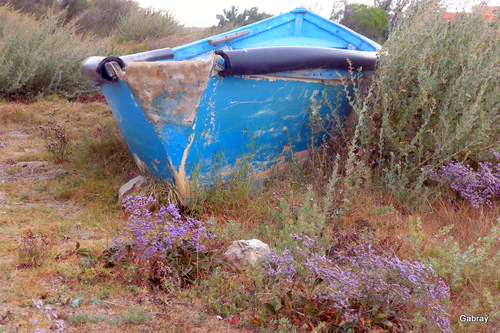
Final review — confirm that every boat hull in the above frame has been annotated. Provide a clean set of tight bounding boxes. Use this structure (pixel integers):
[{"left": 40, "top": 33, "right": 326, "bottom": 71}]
[
  {"left": 102, "top": 71, "right": 352, "bottom": 198},
  {"left": 82, "top": 8, "right": 381, "bottom": 199}
]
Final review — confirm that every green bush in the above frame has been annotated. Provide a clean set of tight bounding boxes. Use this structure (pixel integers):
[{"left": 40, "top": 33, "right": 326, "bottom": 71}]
[
  {"left": 350, "top": 0, "right": 499, "bottom": 203},
  {"left": 75, "top": 0, "right": 138, "bottom": 36},
  {"left": 0, "top": 0, "right": 55, "bottom": 17},
  {"left": 117, "top": 7, "right": 182, "bottom": 41},
  {"left": 0, "top": 5, "right": 120, "bottom": 100}
]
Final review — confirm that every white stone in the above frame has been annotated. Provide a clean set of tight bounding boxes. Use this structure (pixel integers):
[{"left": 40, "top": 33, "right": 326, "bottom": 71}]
[
  {"left": 118, "top": 175, "right": 148, "bottom": 202},
  {"left": 224, "top": 239, "right": 270, "bottom": 265}
]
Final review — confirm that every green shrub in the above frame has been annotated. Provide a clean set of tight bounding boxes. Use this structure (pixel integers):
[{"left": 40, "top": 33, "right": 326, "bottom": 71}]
[
  {"left": 64, "top": 0, "right": 138, "bottom": 36},
  {"left": 405, "top": 217, "right": 500, "bottom": 291},
  {"left": 0, "top": 0, "right": 55, "bottom": 17},
  {"left": 350, "top": 0, "right": 500, "bottom": 203},
  {"left": 404, "top": 217, "right": 500, "bottom": 331},
  {"left": 0, "top": 5, "right": 120, "bottom": 100},
  {"left": 117, "top": 7, "right": 182, "bottom": 41}
]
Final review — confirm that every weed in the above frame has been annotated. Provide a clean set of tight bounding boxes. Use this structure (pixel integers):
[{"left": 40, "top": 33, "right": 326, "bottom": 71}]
[
  {"left": 19, "top": 192, "right": 29, "bottom": 202},
  {"left": 67, "top": 312, "right": 107, "bottom": 325},
  {"left": 260, "top": 317, "right": 298, "bottom": 333},
  {"left": 0, "top": 104, "right": 41, "bottom": 125},
  {"left": 406, "top": 216, "right": 500, "bottom": 288},
  {"left": 77, "top": 122, "right": 136, "bottom": 178},
  {"left": 404, "top": 216, "right": 500, "bottom": 330},
  {"left": 34, "top": 184, "right": 48, "bottom": 193},
  {"left": 258, "top": 179, "right": 343, "bottom": 252},
  {"left": 143, "top": 178, "right": 181, "bottom": 208},
  {"left": 117, "top": 305, "right": 154, "bottom": 324},
  {"left": 5, "top": 166, "right": 22, "bottom": 175},
  {"left": 187, "top": 138, "right": 260, "bottom": 219},
  {"left": 196, "top": 266, "right": 257, "bottom": 316},
  {"left": 16, "top": 229, "right": 51, "bottom": 268},
  {"left": 39, "top": 112, "right": 70, "bottom": 164},
  {"left": 111, "top": 196, "right": 218, "bottom": 289}
]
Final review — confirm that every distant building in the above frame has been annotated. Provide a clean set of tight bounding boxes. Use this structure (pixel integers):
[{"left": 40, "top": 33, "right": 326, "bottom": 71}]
[
  {"left": 445, "top": 6, "right": 498, "bottom": 21},
  {"left": 481, "top": 6, "right": 499, "bottom": 21}
]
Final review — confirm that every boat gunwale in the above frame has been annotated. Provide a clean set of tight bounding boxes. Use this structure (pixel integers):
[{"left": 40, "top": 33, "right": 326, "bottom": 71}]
[{"left": 81, "top": 8, "right": 381, "bottom": 84}]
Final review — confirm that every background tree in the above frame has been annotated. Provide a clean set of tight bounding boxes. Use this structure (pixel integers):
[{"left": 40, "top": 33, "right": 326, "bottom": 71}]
[
  {"left": 374, "top": 0, "right": 410, "bottom": 27},
  {"left": 216, "top": 6, "right": 272, "bottom": 31},
  {"left": 331, "top": 0, "right": 409, "bottom": 42},
  {"left": 330, "top": 0, "right": 348, "bottom": 22},
  {"left": 340, "top": 4, "right": 388, "bottom": 43}
]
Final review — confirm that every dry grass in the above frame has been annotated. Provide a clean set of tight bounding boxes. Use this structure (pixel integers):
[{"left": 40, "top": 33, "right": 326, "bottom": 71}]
[
  {"left": 0, "top": 98, "right": 498, "bottom": 332},
  {"left": 0, "top": 98, "right": 259, "bottom": 333}
]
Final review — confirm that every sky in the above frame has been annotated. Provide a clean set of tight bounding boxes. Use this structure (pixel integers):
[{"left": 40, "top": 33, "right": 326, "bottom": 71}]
[
  {"left": 136, "top": 0, "right": 500, "bottom": 27},
  {"left": 136, "top": 0, "right": 372, "bottom": 27}
]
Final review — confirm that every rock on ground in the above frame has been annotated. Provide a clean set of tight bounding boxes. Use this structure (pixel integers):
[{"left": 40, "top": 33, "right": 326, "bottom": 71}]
[
  {"left": 118, "top": 175, "right": 149, "bottom": 202},
  {"left": 224, "top": 239, "right": 270, "bottom": 265}
]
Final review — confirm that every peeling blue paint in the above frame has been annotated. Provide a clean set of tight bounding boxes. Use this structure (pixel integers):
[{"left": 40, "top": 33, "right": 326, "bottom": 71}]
[{"left": 90, "top": 8, "right": 381, "bottom": 200}]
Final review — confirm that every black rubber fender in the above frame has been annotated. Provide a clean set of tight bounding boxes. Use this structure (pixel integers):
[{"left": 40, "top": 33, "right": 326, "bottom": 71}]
[
  {"left": 215, "top": 46, "right": 378, "bottom": 77},
  {"left": 80, "top": 48, "right": 174, "bottom": 84}
]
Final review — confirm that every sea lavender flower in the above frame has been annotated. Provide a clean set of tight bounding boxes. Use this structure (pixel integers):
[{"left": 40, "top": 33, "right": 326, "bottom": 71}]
[
  {"left": 425, "top": 151, "right": 500, "bottom": 207},
  {"left": 263, "top": 234, "right": 452, "bottom": 332},
  {"left": 112, "top": 196, "right": 215, "bottom": 262},
  {"left": 263, "top": 248, "right": 297, "bottom": 284}
]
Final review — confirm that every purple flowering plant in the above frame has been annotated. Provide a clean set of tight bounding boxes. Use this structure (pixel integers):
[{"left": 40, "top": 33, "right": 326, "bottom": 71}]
[
  {"left": 111, "top": 196, "right": 217, "bottom": 287},
  {"left": 39, "top": 112, "right": 70, "bottom": 164},
  {"left": 262, "top": 234, "right": 451, "bottom": 332},
  {"left": 425, "top": 150, "right": 500, "bottom": 208},
  {"left": 17, "top": 229, "right": 51, "bottom": 268}
]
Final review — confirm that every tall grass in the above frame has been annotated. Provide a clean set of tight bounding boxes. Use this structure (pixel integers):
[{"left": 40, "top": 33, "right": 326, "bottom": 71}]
[
  {"left": 350, "top": 0, "right": 500, "bottom": 204},
  {"left": 0, "top": 5, "right": 120, "bottom": 100},
  {"left": 117, "top": 7, "right": 182, "bottom": 41}
]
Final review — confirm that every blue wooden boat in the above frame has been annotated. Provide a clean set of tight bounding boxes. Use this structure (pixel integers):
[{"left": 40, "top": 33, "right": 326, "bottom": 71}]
[{"left": 81, "top": 8, "right": 380, "bottom": 201}]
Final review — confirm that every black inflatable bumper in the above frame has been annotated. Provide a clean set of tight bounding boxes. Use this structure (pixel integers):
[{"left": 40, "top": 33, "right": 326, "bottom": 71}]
[
  {"left": 215, "top": 47, "right": 378, "bottom": 77},
  {"left": 80, "top": 47, "right": 174, "bottom": 84}
]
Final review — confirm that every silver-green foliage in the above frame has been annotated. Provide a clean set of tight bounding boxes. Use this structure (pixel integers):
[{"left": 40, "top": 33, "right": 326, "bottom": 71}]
[
  {"left": 404, "top": 216, "right": 500, "bottom": 325},
  {"left": 0, "top": 6, "right": 117, "bottom": 99},
  {"left": 117, "top": 7, "right": 182, "bottom": 41},
  {"left": 353, "top": 0, "right": 500, "bottom": 200},
  {"left": 405, "top": 216, "right": 500, "bottom": 291}
]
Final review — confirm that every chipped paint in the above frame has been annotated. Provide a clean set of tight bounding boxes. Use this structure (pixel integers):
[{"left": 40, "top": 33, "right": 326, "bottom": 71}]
[
  {"left": 105, "top": 56, "right": 357, "bottom": 199},
  {"left": 240, "top": 74, "right": 346, "bottom": 85},
  {"left": 132, "top": 153, "right": 148, "bottom": 174},
  {"left": 115, "top": 59, "right": 213, "bottom": 126},
  {"left": 253, "top": 149, "right": 310, "bottom": 179},
  {"left": 167, "top": 126, "right": 196, "bottom": 203}
]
